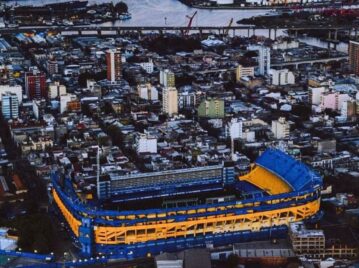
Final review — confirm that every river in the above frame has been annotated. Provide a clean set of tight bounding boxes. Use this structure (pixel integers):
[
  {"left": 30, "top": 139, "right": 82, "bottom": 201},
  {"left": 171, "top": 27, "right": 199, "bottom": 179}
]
[
  {"left": 3, "top": 0, "right": 349, "bottom": 52},
  {"left": 4, "top": 0, "right": 268, "bottom": 26}
]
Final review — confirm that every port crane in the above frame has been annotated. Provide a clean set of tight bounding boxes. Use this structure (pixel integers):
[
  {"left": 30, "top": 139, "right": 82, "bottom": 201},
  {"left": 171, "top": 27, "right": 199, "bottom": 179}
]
[
  {"left": 184, "top": 11, "right": 197, "bottom": 35},
  {"left": 224, "top": 18, "right": 234, "bottom": 36}
]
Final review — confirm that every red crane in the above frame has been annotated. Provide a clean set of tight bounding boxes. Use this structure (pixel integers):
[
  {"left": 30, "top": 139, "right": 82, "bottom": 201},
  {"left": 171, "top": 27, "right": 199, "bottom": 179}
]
[{"left": 184, "top": 11, "right": 198, "bottom": 36}]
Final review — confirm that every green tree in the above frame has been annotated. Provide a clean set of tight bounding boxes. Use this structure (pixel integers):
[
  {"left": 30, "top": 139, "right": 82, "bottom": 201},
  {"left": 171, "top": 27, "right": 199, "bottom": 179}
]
[
  {"left": 32, "top": 233, "right": 50, "bottom": 254},
  {"left": 227, "top": 253, "right": 239, "bottom": 268},
  {"left": 115, "top": 2, "right": 128, "bottom": 14}
]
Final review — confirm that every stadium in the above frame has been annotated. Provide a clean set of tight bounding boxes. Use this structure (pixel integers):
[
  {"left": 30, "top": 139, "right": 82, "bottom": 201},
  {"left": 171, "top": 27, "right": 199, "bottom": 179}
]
[{"left": 50, "top": 149, "right": 322, "bottom": 259}]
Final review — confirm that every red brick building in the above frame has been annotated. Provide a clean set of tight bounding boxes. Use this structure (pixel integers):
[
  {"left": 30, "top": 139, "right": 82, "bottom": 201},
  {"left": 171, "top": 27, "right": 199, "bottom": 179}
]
[{"left": 25, "top": 70, "right": 47, "bottom": 100}]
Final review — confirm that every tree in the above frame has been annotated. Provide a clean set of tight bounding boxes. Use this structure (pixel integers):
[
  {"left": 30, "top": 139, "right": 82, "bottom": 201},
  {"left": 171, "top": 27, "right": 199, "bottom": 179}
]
[
  {"left": 244, "top": 50, "right": 257, "bottom": 58},
  {"left": 115, "top": 2, "right": 128, "bottom": 14},
  {"left": 78, "top": 71, "right": 107, "bottom": 88},
  {"left": 32, "top": 233, "right": 50, "bottom": 254},
  {"left": 141, "top": 36, "right": 201, "bottom": 55},
  {"left": 226, "top": 253, "right": 239, "bottom": 268},
  {"left": 0, "top": 201, "right": 10, "bottom": 220}
]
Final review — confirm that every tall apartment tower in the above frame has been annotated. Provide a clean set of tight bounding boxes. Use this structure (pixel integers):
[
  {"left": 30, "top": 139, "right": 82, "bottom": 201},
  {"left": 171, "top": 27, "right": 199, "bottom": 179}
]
[
  {"left": 25, "top": 69, "right": 47, "bottom": 100},
  {"left": 258, "top": 46, "right": 271, "bottom": 76},
  {"left": 162, "top": 87, "right": 178, "bottom": 117},
  {"left": 160, "top": 69, "right": 175, "bottom": 87},
  {"left": 1, "top": 92, "right": 19, "bottom": 119},
  {"left": 106, "top": 48, "right": 122, "bottom": 82},
  {"left": 349, "top": 40, "right": 359, "bottom": 75}
]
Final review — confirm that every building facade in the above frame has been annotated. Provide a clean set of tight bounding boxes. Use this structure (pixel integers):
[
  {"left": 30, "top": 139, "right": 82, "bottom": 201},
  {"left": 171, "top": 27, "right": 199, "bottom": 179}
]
[
  {"left": 270, "top": 69, "right": 295, "bottom": 86},
  {"left": 136, "top": 133, "right": 157, "bottom": 154},
  {"left": 49, "top": 82, "right": 66, "bottom": 99},
  {"left": 60, "top": 94, "right": 80, "bottom": 114},
  {"left": 106, "top": 48, "right": 122, "bottom": 82},
  {"left": 349, "top": 40, "right": 359, "bottom": 75},
  {"left": 162, "top": 87, "right": 178, "bottom": 116},
  {"left": 1, "top": 92, "right": 19, "bottom": 119},
  {"left": 138, "top": 83, "right": 158, "bottom": 101},
  {"left": 139, "top": 60, "right": 154, "bottom": 74},
  {"left": 258, "top": 46, "right": 271, "bottom": 76},
  {"left": 236, "top": 65, "right": 255, "bottom": 82},
  {"left": 160, "top": 69, "right": 175, "bottom": 87},
  {"left": 320, "top": 92, "right": 350, "bottom": 112},
  {"left": 47, "top": 59, "right": 59, "bottom": 75},
  {"left": 25, "top": 70, "right": 47, "bottom": 100},
  {"left": 0, "top": 85, "right": 23, "bottom": 104},
  {"left": 178, "top": 90, "right": 196, "bottom": 109},
  {"left": 272, "top": 117, "right": 290, "bottom": 139},
  {"left": 198, "top": 98, "right": 225, "bottom": 119},
  {"left": 226, "top": 118, "right": 243, "bottom": 139}
]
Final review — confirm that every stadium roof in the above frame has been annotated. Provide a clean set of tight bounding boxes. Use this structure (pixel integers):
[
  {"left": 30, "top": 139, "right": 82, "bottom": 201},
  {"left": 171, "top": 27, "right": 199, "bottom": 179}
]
[{"left": 255, "top": 149, "right": 322, "bottom": 192}]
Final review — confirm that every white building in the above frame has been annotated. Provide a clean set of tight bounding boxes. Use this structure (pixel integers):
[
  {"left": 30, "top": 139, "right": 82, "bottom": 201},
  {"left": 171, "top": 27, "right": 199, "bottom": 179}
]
[
  {"left": 310, "top": 86, "right": 327, "bottom": 105},
  {"left": 242, "top": 129, "right": 256, "bottom": 142},
  {"left": 272, "top": 117, "right": 290, "bottom": 139},
  {"left": 270, "top": 69, "right": 295, "bottom": 86},
  {"left": 87, "top": 79, "right": 97, "bottom": 91},
  {"left": 247, "top": 0, "right": 313, "bottom": 4},
  {"left": 249, "top": 45, "right": 271, "bottom": 76},
  {"left": 163, "top": 87, "right": 178, "bottom": 116},
  {"left": 86, "top": 79, "right": 102, "bottom": 96},
  {"left": 49, "top": 82, "right": 66, "bottom": 99},
  {"left": 136, "top": 133, "right": 157, "bottom": 154},
  {"left": 60, "top": 93, "right": 77, "bottom": 114},
  {"left": 160, "top": 69, "right": 175, "bottom": 87},
  {"left": 214, "top": 0, "right": 234, "bottom": 4},
  {"left": 138, "top": 83, "right": 158, "bottom": 101},
  {"left": 63, "top": 64, "right": 80, "bottom": 76},
  {"left": 0, "top": 228, "right": 17, "bottom": 250},
  {"left": 272, "top": 39, "right": 299, "bottom": 50},
  {"left": 0, "top": 85, "right": 23, "bottom": 104},
  {"left": 226, "top": 118, "right": 243, "bottom": 139},
  {"left": 139, "top": 60, "right": 154, "bottom": 74}
]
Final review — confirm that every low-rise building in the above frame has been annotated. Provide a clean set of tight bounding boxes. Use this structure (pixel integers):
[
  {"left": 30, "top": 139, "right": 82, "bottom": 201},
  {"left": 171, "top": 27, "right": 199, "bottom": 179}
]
[
  {"left": 236, "top": 65, "right": 255, "bottom": 82},
  {"left": 136, "top": 133, "right": 157, "bottom": 154}
]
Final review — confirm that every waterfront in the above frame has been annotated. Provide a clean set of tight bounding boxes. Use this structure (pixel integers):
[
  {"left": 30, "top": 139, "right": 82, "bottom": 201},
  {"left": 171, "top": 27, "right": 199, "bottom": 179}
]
[
  {"left": 4, "top": 0, "right": 267, "bottom": 26},
  {"left": 2, "top": 0, "right": 349, "bottom": 52}
]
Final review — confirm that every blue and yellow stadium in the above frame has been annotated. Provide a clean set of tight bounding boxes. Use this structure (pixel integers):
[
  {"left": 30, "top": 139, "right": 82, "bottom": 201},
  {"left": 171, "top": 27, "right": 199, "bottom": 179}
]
[{"left": 50, "top": 149, "right": 322, "bottom": 259}]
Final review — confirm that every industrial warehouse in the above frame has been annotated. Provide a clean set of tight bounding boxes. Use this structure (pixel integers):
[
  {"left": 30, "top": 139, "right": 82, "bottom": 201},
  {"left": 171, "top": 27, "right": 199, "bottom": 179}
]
[{"left": 51, "top": 149, "right": 322, "bottom": 259}]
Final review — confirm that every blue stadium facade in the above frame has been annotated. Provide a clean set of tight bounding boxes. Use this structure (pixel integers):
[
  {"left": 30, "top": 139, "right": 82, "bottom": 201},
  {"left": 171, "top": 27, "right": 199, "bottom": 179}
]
[{"left": 50, "top": 149, "right": 323, "bottom": 259}]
